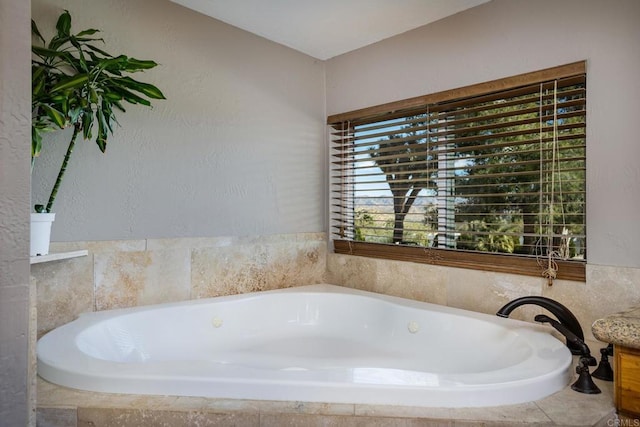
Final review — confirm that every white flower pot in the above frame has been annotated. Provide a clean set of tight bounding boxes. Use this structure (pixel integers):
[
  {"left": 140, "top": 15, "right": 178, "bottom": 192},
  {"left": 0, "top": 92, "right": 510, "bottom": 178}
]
[{"left": 30, "top": 213, "right": 55, "bottom": 257}]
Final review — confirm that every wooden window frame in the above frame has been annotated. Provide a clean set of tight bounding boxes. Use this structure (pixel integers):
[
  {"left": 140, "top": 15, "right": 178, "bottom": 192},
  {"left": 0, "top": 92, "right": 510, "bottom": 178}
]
[{"left": 328, "top": 61, "right": 586, "bottom": 282}]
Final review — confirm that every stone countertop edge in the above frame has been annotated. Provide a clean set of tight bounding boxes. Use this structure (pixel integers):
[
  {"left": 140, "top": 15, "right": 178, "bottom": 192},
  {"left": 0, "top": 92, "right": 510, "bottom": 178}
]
[{"left": 592, "top": 305, "right": 640, "bottom": 349}]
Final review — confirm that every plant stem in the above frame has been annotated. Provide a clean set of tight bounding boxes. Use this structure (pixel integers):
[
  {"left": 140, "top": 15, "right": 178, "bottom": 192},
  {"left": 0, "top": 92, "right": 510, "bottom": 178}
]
[{"left": 45, "top": 125, "right": 80, "bottom": 213}]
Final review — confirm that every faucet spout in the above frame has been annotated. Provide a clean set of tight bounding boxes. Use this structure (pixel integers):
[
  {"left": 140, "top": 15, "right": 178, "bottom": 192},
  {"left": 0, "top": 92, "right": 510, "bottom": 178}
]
[{"left": 496, "top": 296, "right": 585, "bottom": 355}]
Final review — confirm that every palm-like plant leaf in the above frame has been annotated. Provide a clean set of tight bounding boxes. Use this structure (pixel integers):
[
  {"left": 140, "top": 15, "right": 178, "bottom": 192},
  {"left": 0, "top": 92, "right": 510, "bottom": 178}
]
[
  {"left": 55, "top": 10, "right": 71, "bottom": 37},
  {"left": 31, "top": 10, "right": 165, "bottom": 212},
  {"left": 31, "top": 19, "right": 46, "bottom": 44}
]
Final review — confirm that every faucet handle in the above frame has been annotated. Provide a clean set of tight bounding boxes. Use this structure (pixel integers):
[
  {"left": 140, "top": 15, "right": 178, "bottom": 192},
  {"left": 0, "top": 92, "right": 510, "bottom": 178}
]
[
  {"left": 534, "top": 314, "right": 592, "bottom": 357},
  {"left": 571, "top": 357, "right": 601, "bottom": 394},
  {"left": 592, "top": 346, "right": 614, "bottom": 381}
]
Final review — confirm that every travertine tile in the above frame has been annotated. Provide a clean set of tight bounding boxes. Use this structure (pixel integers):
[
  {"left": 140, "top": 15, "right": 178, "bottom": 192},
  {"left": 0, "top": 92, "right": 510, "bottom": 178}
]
[
  {"left": 356, "top": 401, "right": 551, "bottom": 426},
  {"left": 33, "top": 254, "right": 93, "bottom": 336},
  {"left": 592, "top": 411, "right": 620, "bottom": 427},
  {"left": 328, "top": 255, "right": 550, "bottom": 318},
  {"left": 138, "top": 249, "right": 191, "bottom": 306},
  {"left": 191, "top": 244, "right": 269, "bottom": 298},
  {"left": 446, "top": 268, "right": 543, "bottom": 320},
  {"left": 264, "top": 240, "right": 327, "bottom": 289},
  {"left": 94, "top": 248, "right": 190, "bottom": 310},
  {"left": 37, "top": 407, "right": 77, "bottom": 427},
  {"left": 38, "top": 376, "right": 614, "bottom": 427},
  {"left": 190, "top": 235, "right": 326, "bottom": 298},
  {"left": 37, "top": 379, "right": 119, "bottom": 409},
  {"left": 77, "top": 407, "right": 259, "bottom": 427},
  {"left": 451, "top": 422, "right": 532, "bottom": 427},
  {"left": 257, "top": 400, "right": 354, "bottom": 416},
  {"left": 198, "top": 397, "right": 263, "bottom": 413},
  {"left": 39, "top": 234, "right": 327, "bottom": 326},
  {"left": 372, "top": 258, "right": 448, "bottom": 305},
  {"left": 355, "top": 403, "right": 451, "bottom": 419},
  {"left": 37, "top": 378, "right": 258, "bottom": 412},
  {"left": 326, "top": 253, "right": 378, "bottom": 289},
  {"left": 533, "top": 375, "right": 615, "bottom": 426},
  {"left": 448, "top": 401, "right": 550, "bottom": 424},
  {"left": 260, "top": 413, "right": 453, "bottom": 426}
]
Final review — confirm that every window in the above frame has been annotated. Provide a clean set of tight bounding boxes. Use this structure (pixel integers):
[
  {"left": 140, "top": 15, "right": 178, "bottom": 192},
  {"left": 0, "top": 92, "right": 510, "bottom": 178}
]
[{"left": 328, "top": 62, "right": 586, "bottom": 281}]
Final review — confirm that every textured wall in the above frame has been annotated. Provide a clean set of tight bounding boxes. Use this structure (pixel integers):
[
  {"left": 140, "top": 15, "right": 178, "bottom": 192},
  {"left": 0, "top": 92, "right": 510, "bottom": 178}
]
[
  {"left": 0, "top": 0, "right": 33, "bottom": 425},
  {"left": 326, "top": 0, "right": 640, "bottom": 268},
  {"left": 31, "top": 0, "right": 327, "bottom": 242}
]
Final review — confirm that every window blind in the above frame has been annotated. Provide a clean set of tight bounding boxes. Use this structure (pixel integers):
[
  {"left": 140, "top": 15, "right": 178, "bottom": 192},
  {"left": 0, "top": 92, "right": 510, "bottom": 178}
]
[{"left": 328, "top": 62, "right": 586, "bottom": 281}]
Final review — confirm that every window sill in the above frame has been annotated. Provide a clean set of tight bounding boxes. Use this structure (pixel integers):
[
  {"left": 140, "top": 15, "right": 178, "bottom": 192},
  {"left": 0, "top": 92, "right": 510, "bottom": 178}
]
[
  {"left": 30, "top": 250, "right": 88, "bottom": 265},
  {"left": 333, "top": 240, "right": 585, "bottom": 282}
]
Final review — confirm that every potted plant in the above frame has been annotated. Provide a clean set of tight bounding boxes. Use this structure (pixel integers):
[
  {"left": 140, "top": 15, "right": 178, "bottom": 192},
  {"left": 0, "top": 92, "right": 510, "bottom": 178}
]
[{"left": 31, "top": 10, "right": 165, "bottom": 256}]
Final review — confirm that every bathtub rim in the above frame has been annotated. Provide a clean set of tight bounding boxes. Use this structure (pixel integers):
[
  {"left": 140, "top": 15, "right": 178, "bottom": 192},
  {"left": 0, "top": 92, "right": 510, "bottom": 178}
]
[{"left": 37, "top": 283, "right": 574, "bottom": 408}]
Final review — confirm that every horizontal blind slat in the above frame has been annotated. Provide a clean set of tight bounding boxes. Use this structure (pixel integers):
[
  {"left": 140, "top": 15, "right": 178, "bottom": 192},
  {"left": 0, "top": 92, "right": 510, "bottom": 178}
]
[{"left": 330, "top": 63, "right": 587, "bottom": 273}]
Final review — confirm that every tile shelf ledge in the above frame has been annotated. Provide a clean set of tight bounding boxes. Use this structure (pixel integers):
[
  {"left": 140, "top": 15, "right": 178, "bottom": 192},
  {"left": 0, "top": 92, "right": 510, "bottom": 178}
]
[{"left": 30, "top": 250, "right": 88, "bottom": 265}]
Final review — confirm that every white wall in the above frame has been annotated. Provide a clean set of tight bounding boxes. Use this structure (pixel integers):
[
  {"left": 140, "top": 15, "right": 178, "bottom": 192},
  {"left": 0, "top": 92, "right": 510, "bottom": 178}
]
[
  {"left": 31, "top": 0, "right": 327, "bottom": 242},
  {"left": 0, "top": 0, "right": 33, "bottom": 424},
  {"left": 326, "top": 0, "right": 640, "bottom": 269}
]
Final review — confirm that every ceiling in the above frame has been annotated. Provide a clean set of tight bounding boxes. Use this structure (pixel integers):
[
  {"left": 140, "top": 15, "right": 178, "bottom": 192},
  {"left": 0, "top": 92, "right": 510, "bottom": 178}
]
[{"left": 170, "top": 0, "right": 491, "bottom": 60}]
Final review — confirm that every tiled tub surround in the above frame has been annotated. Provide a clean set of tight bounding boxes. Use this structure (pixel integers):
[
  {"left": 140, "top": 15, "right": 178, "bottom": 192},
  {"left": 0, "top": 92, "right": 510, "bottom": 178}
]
[
  {"left": 32, "top": 233, "right": 327, "bottom": 337},
  {"left": 33, "top": 239, "right": 640, "bottom": 353},
  {"left": 327, "top": 254, "right": 640, "bottom": 346},
  {"left": 33, "top": 238, "right": 640, "bottom": 425},
  {"left": 37, "top": 375, "right": 615, "bottom": 427}
]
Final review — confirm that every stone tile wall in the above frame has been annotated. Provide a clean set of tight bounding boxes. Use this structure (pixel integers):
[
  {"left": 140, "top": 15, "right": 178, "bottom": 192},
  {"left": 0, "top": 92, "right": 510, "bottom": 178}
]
[
  {"left": 33, "top": 232, "right": 640, "bottom": 346},
  {"left": 327, "top": 253, "right": 640, "bottom": 344},
  {"left": 32, "top": 233, "right": 327, "bottom": 337}
]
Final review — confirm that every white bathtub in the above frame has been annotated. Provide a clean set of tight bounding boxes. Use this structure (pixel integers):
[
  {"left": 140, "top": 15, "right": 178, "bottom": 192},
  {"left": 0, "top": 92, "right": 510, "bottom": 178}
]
[{"left": 37, "top": 284, "right": 572, "bottom": 408}]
